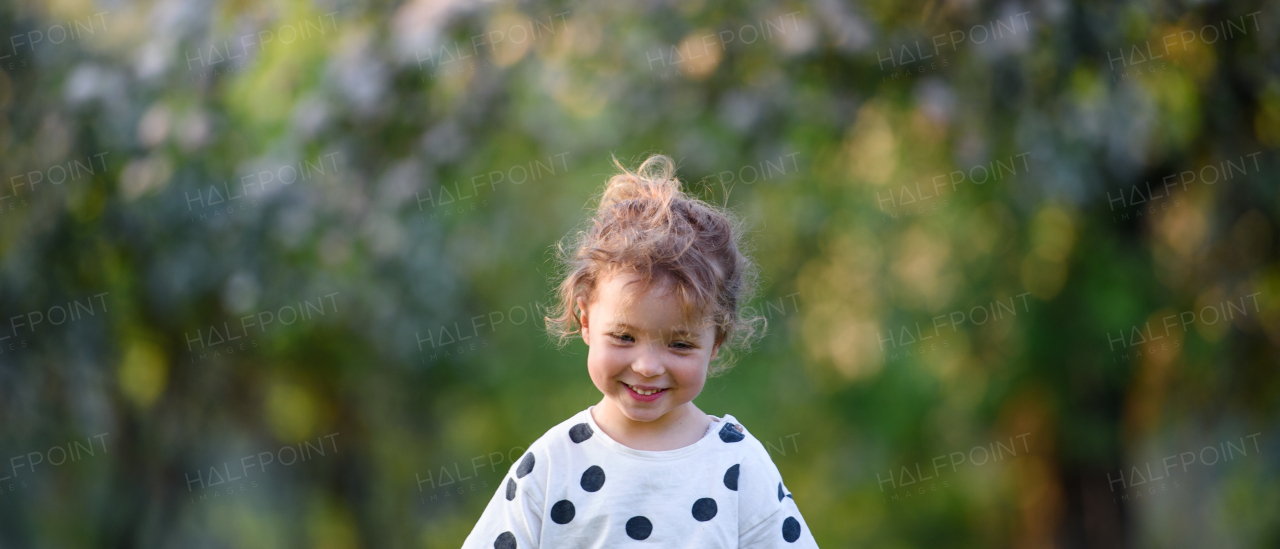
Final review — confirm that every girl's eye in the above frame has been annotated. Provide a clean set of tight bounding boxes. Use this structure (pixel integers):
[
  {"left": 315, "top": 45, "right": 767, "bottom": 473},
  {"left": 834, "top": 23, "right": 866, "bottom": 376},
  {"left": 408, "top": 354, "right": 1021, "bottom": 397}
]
[
  {"left": 670, "top": 341, "right": 694, "bottom": 350},
  {"left": 610, "top": 333, "right": 634, "bottom": 343}
]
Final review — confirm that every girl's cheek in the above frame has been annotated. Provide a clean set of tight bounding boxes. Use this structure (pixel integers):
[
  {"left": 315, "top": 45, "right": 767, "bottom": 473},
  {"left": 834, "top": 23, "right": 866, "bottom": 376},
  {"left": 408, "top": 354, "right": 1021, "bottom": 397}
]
[{"left": 593, "top": 349, "right": 624, "bottom": 371}]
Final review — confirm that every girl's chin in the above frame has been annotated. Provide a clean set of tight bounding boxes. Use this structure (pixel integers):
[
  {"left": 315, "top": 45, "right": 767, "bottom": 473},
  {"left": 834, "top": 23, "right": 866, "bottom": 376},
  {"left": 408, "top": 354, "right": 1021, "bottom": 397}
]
[{"left": 618, "top": 407, "right": 666, "bottom": 422}]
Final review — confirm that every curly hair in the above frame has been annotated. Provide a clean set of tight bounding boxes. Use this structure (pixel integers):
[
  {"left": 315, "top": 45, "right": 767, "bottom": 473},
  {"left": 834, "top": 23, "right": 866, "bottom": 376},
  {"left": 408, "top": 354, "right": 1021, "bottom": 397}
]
[{"left": 544, "top": 153, "right": 764, "bottom": 375}]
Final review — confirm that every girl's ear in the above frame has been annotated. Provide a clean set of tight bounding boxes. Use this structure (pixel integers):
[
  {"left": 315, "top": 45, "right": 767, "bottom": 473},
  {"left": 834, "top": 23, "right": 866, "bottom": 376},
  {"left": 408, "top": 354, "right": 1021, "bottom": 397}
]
[{"left": 576, "top": 296, "right": 590, "bottom": 345}]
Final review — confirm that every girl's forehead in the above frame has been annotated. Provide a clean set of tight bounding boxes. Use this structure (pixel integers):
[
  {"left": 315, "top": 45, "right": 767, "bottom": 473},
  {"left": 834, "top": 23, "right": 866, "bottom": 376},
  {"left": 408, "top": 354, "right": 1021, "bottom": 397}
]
[
  {"left": 598, "top": 273, "right": 680, "bottom": 310},
  {"left": 592, "top": 269, "right": 713, "bottom": 330},
  {"left": 597, "top": 268, "right": 684, "bottom": 300},
  {"left": 598, "top": 285, "right": 682, "bottom": 318},
  {"left": 596, "top": 290, "right": 713, "bottom": 333}
]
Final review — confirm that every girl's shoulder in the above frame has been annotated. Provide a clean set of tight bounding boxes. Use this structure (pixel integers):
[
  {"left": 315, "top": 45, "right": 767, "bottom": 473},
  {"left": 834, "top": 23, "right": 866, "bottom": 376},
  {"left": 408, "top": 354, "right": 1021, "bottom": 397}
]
[
  {"left": 493, "top": 409, "right": 597, "bottom": 503},
  {"left": 516, "top": 408, "right": 597, "bottom": 458},
  {"left": 498, "top": 410, "right": 589, "bottom": 466},
  {"left": 711, "top": 414, "right": 780, "bottom": 463}
]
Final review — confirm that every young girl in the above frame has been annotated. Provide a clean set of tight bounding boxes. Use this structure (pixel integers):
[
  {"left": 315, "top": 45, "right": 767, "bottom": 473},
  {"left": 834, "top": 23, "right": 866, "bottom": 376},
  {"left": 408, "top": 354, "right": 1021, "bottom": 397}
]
[{"left": 462, "top": 154, "right": 818, "bottom": 548}]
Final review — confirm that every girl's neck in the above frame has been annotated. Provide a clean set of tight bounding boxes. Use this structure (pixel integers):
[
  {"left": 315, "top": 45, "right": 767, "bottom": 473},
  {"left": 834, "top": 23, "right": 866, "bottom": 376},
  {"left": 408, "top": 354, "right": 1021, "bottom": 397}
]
[{"left": 591, "top": 398, "right": 713, "bottom": 452}]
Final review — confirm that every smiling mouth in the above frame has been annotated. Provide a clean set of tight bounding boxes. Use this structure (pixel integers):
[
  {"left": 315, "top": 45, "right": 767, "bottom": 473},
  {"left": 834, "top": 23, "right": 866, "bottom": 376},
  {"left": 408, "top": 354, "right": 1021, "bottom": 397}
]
[{"left": 623, "top": 382, "right": 668, "bottom": 396}]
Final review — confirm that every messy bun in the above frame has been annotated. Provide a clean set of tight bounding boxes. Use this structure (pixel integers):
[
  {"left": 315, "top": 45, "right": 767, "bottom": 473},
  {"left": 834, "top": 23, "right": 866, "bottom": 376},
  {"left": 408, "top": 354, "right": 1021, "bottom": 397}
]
[{"left": 545, "top": 154, "right": 764, "bottom": 375}]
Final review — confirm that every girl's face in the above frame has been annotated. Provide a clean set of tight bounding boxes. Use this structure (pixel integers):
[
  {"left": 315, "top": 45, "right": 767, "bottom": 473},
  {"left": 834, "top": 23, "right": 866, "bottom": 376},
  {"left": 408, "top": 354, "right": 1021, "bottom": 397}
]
[{"left": 579, "top": 270, "right": 720, "bottom": 425}]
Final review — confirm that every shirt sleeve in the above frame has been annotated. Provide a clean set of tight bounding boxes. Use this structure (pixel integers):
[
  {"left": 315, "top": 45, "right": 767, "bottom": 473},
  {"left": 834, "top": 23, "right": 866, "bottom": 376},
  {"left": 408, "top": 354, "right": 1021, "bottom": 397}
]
[
  {"left": 461, "top": 448, "right": 547, "bottom": 549},
  {"left": 737, "top": 444, "right": 820, "bottom": 548},
  {"left": 740, "top": 498, "right": 819, "bottom": 548}
]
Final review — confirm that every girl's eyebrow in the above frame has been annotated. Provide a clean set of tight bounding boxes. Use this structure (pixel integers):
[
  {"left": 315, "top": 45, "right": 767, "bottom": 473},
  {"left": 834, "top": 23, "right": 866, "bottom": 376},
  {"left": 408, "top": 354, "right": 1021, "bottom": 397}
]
[{"left": 611, "top": 322, "right": 697, "bottom": 339}]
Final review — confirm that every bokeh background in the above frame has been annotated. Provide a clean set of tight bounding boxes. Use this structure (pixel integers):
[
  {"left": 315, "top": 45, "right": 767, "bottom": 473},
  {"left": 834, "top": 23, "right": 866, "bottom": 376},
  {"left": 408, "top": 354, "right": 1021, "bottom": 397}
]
[{"left": 1, "top": 0, "right": 1278, "bottom": 547}]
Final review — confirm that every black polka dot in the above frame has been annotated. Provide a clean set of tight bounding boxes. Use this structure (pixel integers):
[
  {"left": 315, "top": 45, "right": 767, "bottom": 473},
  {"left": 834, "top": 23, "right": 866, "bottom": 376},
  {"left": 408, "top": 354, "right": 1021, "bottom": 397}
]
[
  {"left": 625, "top": 516, "right": 652, "bottom": 540},
  {"left": 516, "top": 452, "right": 535, "bottom": 478},
  {"left": 691, "top": 497, "right": 718, "bottom": 521},
  {"left": 718, "top": 423, "right": 745, "bottom": 443},
  {"left": 580, "top": 465, "right": 605, "bottom": 492},
  {"left": 781, "top": 517, "right": 800, "bottom": 542},
  {"left": 550, "top": 500, "right": 575, "bottom": 524},
  {"left": 505, "top": 478, "right": 517, "bottom": 501},
  {"left": 494, "top": 531, "right": 517, "bottom": 549},
  {"left": 569, "top": 423, "right": 593, "bottom": 443},
  {"left": 723, "top": 464, "right": 740, "bottom": 491},
  {"left": 777, "top": 482, "right": 785, "bottom": 501}
]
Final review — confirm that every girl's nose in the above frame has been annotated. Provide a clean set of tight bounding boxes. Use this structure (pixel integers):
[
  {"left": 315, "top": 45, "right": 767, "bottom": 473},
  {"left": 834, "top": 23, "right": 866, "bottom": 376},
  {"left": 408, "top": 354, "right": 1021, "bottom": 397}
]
[{"left": 631, "top": 345, "right": 666, "bottom": 377}]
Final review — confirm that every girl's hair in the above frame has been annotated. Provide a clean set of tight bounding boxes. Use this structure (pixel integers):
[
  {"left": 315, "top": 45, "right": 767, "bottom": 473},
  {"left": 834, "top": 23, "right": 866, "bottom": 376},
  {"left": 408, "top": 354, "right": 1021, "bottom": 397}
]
[{"left": 545, "top": 153, "right": 764, "bottom": 375}]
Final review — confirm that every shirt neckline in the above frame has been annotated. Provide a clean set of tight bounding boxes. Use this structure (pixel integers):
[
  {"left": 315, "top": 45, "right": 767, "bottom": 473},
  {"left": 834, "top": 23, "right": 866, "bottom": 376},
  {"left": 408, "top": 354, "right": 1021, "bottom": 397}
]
[{"left": 584, "top": 405, "right": 734, "bottom": 461}]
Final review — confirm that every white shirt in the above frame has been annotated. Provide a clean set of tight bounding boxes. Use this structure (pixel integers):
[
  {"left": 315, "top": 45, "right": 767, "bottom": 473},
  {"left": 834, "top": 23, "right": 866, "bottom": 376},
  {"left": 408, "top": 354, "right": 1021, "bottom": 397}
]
[{"left": 461, "top": 405, "right": 819, "bottom": 548}]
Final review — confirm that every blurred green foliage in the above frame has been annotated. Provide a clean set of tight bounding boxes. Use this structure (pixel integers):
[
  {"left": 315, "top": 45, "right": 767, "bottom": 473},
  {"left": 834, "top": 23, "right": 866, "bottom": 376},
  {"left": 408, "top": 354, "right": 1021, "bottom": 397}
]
[{"left": 0, "top": 0, "right": 1278, "bottom": 547}]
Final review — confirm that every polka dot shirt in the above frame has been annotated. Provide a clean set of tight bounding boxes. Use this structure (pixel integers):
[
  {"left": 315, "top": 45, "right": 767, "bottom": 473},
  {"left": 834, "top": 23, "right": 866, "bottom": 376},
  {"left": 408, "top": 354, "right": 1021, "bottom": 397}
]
[{"left": 461, "top": 406, "right": 819, "bottom": 548}]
